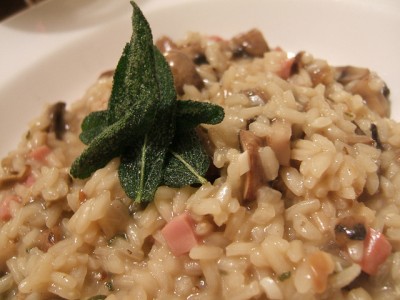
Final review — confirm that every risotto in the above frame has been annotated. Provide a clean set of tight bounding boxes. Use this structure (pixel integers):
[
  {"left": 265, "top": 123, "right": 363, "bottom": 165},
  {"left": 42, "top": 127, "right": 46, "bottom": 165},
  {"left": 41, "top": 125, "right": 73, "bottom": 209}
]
[{"left": 0, "top": 4, "right": 399, "bottom": 300}]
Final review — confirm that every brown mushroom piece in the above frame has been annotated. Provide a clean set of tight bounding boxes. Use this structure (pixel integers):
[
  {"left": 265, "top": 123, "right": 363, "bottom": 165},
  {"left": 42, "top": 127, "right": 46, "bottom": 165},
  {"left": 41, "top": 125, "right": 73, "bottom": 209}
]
[
  {"left": 230, "top": 28, "right": 270, "bottom": 58},
  {"left": 307, "top": 60, "right": 334, "bottom": 86},
  {"left": 370, "top": 123, "right": 383, "bottom": 150},
  {"left": 157, "top": 35, "right": 208, "bottom": 66},
  {"left": 47, "top": 101, "right": 67, "bottom": 140},
  {"left": 243, "top": 89, "right": 268, "bottom": 106},
  {"left": 155, "top": 35, "right": 178, "bottom": 54},
  {"left": 37, "top": 226, "right": 63, "bottom": 252},
  {"left": 164, "top": 50, "right": 204, "bottom": 95},
  {"left": 239, "top": 130, "right": 266, "bottom": 202},
  {"left": 345, "top": 120, "right": 376, "bottom": 146},
  {"left": 335, "top": 66, "right": 390, "bottom": 117},
  {"left": 0, "top": 165, "right": 30, "bottom": 190},
  {"left": 267, "top": 119, "right": 292, "bottom": 166},
  {"left": 291, "top": 51, "right": 334, "bottom": 86},
  {"left": 290, "top": 51, "right": 306, "bottom": 75},
  {"left": 334, "top": 216, "right": 367, "bottom": 247},
  {"left": 0, "top": 157, "right": 30, "bottom": 190},
  {"left": 181, "top": 41, "right": 208, "bottom": 65}
]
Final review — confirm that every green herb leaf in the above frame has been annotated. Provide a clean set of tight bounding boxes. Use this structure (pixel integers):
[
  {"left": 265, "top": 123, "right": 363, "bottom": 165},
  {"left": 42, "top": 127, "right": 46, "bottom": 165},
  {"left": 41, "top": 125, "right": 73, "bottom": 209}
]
[
  {"left": 163, "top": 100, "right": 224, "bottom": 187},
  {"left": 71, "top": 114, "right": 130, "bottom": 179},
  {"left": 278, "top": 271, "right": 291, "bottom": 281},
  {"left": 163, "top": 130, "right": 209, "bottom": 187},
  {"left": 79, "top": 110, "right": 109, "bottom": 145},
  {"left": 70, "top": 1, "right": 225, "bottom": 203},
  {"left": 119, "top": 47, "right": 176, "bottom": 203},
  {"left": 107, "top": 4, "right": 158, "bottom": 123},
  {"left": 175, "top": 100, "right": 224, "bottom": 133},
  {"left": 70, "top": 1, "right": 159, "bottom": 179},
  {"left": 107, "top": 232, "right": 128, "bottom": 246}
]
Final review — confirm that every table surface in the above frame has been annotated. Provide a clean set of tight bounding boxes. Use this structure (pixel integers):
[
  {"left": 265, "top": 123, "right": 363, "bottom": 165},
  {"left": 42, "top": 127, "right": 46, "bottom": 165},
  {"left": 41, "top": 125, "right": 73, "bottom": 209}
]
[{"left": 0, "top": 0, "right": 44, "bottom": 22}]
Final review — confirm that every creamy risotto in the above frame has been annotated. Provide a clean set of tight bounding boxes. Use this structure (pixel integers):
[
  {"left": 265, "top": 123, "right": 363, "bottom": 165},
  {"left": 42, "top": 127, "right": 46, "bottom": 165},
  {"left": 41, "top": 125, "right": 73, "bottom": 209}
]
[{"left": 0, "top": 10, "right": 399, "bottom": 300}]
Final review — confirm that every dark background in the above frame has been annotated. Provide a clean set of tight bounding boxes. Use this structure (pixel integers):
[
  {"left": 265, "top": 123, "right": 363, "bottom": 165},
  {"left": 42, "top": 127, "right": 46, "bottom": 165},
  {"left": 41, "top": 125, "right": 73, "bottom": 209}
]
[{"left": 0, "top": 0, "right": 43, "bottom": 21}]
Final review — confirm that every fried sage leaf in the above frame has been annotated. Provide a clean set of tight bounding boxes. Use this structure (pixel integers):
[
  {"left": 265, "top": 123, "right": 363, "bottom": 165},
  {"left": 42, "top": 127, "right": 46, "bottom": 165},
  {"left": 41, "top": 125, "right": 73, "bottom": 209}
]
[
  {"left": 79, "top": 110, "right": 109, "bottom": 145},
  {"left": 163, "top": 130, "right": 209, "bottom": 187},
  {"left": 175, "top": 100, "right": 224, "bottom": 134},
  {"left": 70, "top": 1, "right": 158, "bottom": 179},
  {"left": 119, "top": 48, "right": 176, "bottom": 203},
  {"left": 70, "top": 1, "right": 224, "bottom": 203}
]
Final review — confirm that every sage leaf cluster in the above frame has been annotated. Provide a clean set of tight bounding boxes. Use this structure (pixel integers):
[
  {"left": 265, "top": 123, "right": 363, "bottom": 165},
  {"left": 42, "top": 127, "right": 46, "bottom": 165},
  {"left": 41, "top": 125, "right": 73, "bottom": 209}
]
[{"left": 70, "top": 1, "right": 224, "bottom": 203}]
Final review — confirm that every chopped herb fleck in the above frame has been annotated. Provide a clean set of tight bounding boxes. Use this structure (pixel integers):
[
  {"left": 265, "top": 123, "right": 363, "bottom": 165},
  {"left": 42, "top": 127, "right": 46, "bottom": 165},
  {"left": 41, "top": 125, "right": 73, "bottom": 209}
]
[
  {"left": 370, "top": 123, "right": 383, "bottom": 150},
  {"left": 105, "top": 281, "right": 114, "bottom": 292},
  {"left": 107, "top": 232, "right": 128, "bottom": 246},
  {"left": 278, "top": 271, "right": 291, "bottom": 281}
]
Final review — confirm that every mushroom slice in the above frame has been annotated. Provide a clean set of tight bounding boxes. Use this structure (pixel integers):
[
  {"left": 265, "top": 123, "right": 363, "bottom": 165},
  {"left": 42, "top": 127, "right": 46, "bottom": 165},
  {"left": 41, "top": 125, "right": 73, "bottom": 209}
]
[
  {"left": 290, "top": 51, "right": 334, "bottom": 86},
  {"left": 47, "top": 102, "right": 67, "bottom": 140},
  {"left": 164, "top": 50, "right": 204, "bottom": 95},
  {"left": 155, "top": 35, "right": 178, "bottom": 54},
  {"left": 37, "top": 226, "right": 63, "bottom": 252},
  {"left": 0, "top": 165, "right": 30, "bottom": 189},
  {"left": 157, "top": 36, "right": 207, "bottom": 65},
  {"left": 334, "top": 216, "right": 367, "bottom": 247},
  {"left": 306, "top": 59, "right": 334, "bottom": 86},
  {"left": 243, "top": 89, "right": 268, "bottom": 106},
  {"left": 230, "top": 28, "right": 270, "bottom": 58},
  {"left": 335, "top": 66, "right": 390, "bottom": 117},
  {"left": 180, "top": 41, "right": 208, "bottom": 65},
  {"left": 266, "top": 119, "right": 292, "bottom": 166},
  {"left": 290, "top": 51, "right": 306, "bottom": 75},
  {"left": 239, "top": 130, "right": 266, "bottom": 202},
  {"left": 335, "top": 66, "right": 369, "bottom": 85}
]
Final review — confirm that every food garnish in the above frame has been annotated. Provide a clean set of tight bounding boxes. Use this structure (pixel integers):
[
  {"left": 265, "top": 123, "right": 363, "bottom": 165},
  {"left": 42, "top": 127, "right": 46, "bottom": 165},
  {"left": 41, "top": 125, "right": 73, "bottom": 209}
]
[
  {"left": 278, "top": 271, "right": 291, "bottom": 282},
  {"left": 70, "top": 1, "right": 224, "bottom": 203}
]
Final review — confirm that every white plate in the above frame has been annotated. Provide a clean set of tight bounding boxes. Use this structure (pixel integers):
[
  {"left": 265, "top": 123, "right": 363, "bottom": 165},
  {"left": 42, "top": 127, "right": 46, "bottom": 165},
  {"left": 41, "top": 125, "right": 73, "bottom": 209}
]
[{"left": 0, "top": 0, "right": 399, "bottom": 158}]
